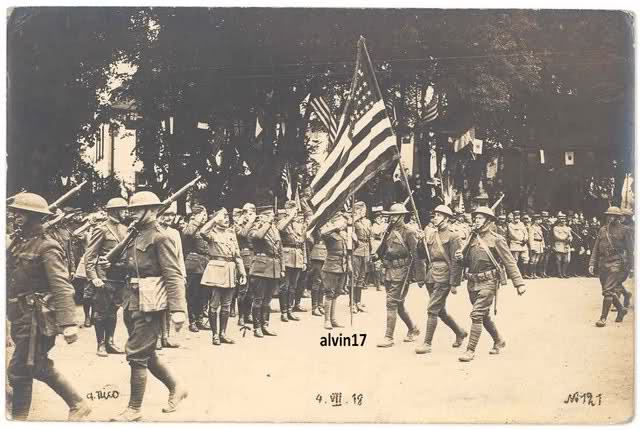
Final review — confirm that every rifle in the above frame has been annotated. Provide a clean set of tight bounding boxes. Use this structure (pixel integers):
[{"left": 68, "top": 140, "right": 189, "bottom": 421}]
[
  {"left": 105, "top": 175, "right": 201, "bottom": 262},
  {"left": 48, "top": 180, "right": 88, "bottom": 212}
]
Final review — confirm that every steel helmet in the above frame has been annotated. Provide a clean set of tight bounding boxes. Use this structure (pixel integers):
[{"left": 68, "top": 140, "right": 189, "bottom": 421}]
[
  {"left": 604, "top": 206, "right": 623, "bottom": 216},
  {"left": 128, "top": 191, "right": 163, "bottom": 209},
  {"left": 472, "top": 206, "right": 495, "bottom": 219},
  {"left": 433, "top": 204, "right": 453, "bottom": 218},
  {"left": 381, "top": 203, "right": 410, "bottom": 216},
  {"left": 105, "top": 197, "right": 128, "bottom": 210},
  {"left": 8, "top": 192, "right": 52, "bottom": 215}
]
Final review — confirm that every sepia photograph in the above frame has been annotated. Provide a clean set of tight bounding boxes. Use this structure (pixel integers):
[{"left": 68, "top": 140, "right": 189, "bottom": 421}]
[{"left": 4, "top": 4, "right": 636, "bottom": 424}]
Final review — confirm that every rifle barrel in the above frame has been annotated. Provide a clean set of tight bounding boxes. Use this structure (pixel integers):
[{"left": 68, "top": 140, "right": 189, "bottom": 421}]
[{"left": 48, "top": 180, "right": 88, "bottom": 210}]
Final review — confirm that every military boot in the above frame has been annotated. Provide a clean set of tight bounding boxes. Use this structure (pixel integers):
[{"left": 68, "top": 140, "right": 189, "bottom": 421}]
[
  {"left": 279, "top": 293, "right": 289, "bottom": 322},
  {"left": 111, "top": 407, "right": 143, "bottom": 422},
  {"left": 483, "top": 318, "right": 505, "bottom": 355},
  {"left": 596, "top": 297, "right": 612, "bottom": 327},
  {"left": 287, "top": 291, "right": 300, "bottom": 321},
  {"left": 623, "top": 291, "right": 633, "bottom": 309},
  {"left": 377, "top": 309, "right": 397, "bottom": 347},
  {"left": 323, "top": 299, "right": 333, "bottom": 330},
  {"left": 459, "top": 322, "right": 482, "bottom": 362},
  {"left": 209, "top": 311, "right": 220, "bottom": 344},
  {"left": 39, "top": 367, "right": 92, "bottom": 420},
  {"left": 11, "top": 382, "right": 33, "bottom": 421},
  {"left": 330, "top": 299, "right": 343, "bottom": 328},
  {"left": 415, "top": 315, "right": 437, "bottom": 354},
  {"left": 613, "top": 296, "right": 628, "bottom": 323},
  {"left": 220, "top": 310, "right": 235, "bottom": 344}
]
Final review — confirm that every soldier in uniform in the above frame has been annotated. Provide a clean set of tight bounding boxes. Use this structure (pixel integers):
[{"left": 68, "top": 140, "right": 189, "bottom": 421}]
[
  {"left": 375, "top": 203, "right": 421, "bottom": 348},
  {"left": 229, "top": 208, "right": 244, "bottom": 318},
  {"left": 495, "top": 214, "right": 508, "bottom": 239},
  {"left": 415, "top": 205, "right": 468, "bottom": 355},
  {"left": 369, "top": 207, "right": 386, "bottom": 291},
  {"left": 182, "top": 205, "right": 210, "bottom": 332},
  {"left": 248, "top": 205, "right": 283, "bottom": 337},
  {"left": 8, "top": 193, "right": 92, "bottom": 421},
  {"left": 200, "top": 208, "right": 247, "bottom": 344},
  {"left": 352, "top": 201, "right": 372, "bottom": 313},
  {"left": 553, "top": 212, "right": 573, "bottom": 278},
  {"left": 277, "top": 200, "right": 307, "bottom": 322},
  {"left": 540, "top": 211, "right": 553, "bottom": 278},
  {"left": 112, "top": 191, "right": 188, "bottom": 421},
  {"left": 235, "top": 203, "right": 257, "bottom": 326},
  {"left": 307, "top": 211, "right": 327, "bottom": 316},
  {"left": 455, "top": 206, "right": 526, "bottom": 362},
  {"left": 84, "top": 197, "right": 129, "bottom": 356},
  {"left": 508, "top": 211, "right": 530, "bottom": 278},
  {"left": 589, "top": 207, "right": 634, "bottom": 327},
  {"left": 527, "top": 214, "right": 545, "bottom": 279},
  {"left": 320, "top": 210, "right": 354, "bottom": 330}
]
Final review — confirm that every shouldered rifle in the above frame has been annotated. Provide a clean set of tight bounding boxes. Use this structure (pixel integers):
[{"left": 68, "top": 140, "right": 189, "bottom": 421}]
[
  {"left": 458, "top": 193, "right": 505, "bottom": 259},
  {"left": 48, "top": 180, "right": 88, "bottom": 212},
  {"left": 105, "top": 175, "right": 201, "bottom": 262}
]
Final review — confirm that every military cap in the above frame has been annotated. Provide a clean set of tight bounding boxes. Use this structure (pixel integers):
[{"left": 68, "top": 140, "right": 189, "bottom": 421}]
[
  {"left": 192, "top": 204, "right": 206, "bottom": 214},
  {"left": 557, "top": 211, "right": 566, "bottom": 219},
  {"left": 433, "top": 204, "right": 454, "bottom": 218},
  {"left": 497, "top": 214, "right": 507, "bottom": 220},
  {"left": 533, "top": 213, "right": 542, "bottom": 219},
  {"left": 604, "top": 206, "right": 623, "bottom": 216},
  {"left": 522, "top": 214, "right": 531, "bottom": 221},
  {"left": 371, "top": 205, "right": 383, "bottom": 213},
  {"left": 541, "top": 211, "right": 549, "bottom": 217},
  {"left": 8, "top": 192, "right": 52, "bottom": 215},
  {"left": 512, "top": 210, "right": 521, "bottom": 217},
  {"left": 212, "top": 207, "right": 228, "bottom": 224}
]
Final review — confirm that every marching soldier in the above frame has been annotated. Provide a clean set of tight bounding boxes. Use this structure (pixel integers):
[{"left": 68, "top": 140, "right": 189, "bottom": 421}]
[
  {"left": 455, "top": 206, "right": 526, "bottom": 362},
  {"left": 589, "top": 207, "right": 634, "bottom": 327},
  {"left": 235, "top": 203, "right": 257, "bottom": 326},
  {"left": 415, "top": 205, "right": 468, "bottom": 355},
  {"left": 527, "top": 214, "right": 545, "bottom": 280},
  {"left": 553, "top": 212, "right": 572, "bottom": 278},
  {"left": 277, "top": 200, "right": 307, "bottom": 322},
  {"left": 248, "top": 205, "right": 283, "bottom": 337},
  {"left": 320, "top": 210, "right": 354, "bottom": 330},
  {"left": 369, "top": 207, "right": 386, "bottom": 291},
  {"left": 200, "top": 208, "right": 247, "bottom": 344},
  {"left": 352, "top": 201, "right": 372, "bottom": 313},
  {"left": 508, "top": 211, "right": 529, "bottom": 277},
  {"left": 182, "top": 205, "right": 211, "bottom": 332},
  {"left": 375, "top": 203, "right": 421, "bottom": 348},
  {"left": 113, "top": 191, "right": 188, "bottom": 421},
  {"left": 84, "top": 197, "right": 129, "bottom": 356},
  {"left": 8, "top": 193, "right": 92, "bottom": 421}
]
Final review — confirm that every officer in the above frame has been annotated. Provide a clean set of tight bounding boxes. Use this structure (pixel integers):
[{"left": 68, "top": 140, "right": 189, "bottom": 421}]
[
  {"left": 553, "top": 212, "right": 572, "bottom": 278},
  {"left": 589, "top": 207, "right": 634, "bottom": 327},
  {"left": 8, "top": 193, "right": 92, "bottom": 421},
  {"left": 540, "top": 211, "right": 553, "bottom": 277},
  {"left": 182, "top": 205, "right": 210, "bottom": 332},
  {"left": 200, "top": 208, "right": 247, "bottom": 344},
  {"left": 415, "top": 205, "right": 468, "bottom": 355},
  {"left": 508, "top": 211, "right": 529, "bottom": 277},
  {"left": 277, "top": 200, "right": 306, "bottom": 322},
  {"left": 112, "top": 191, "right": 188, "bottom": 421},
  {"left": 248, "top": 205, "right": 283, "bottom": 337},
  {"left": 352, "top": 201, "right": 372, "bottom": 313},
  {"left": 235, "top": 202, "right": 257, "bottom": 326},
  {"left": 527, "top": 214, "right": 545, "bottom": 280},
  {"left": 376, "top": 203, "right": 421, "bottom": 348},
  {"left": 455, "top": 206, "right": 526, "bottom": 362},
  {"left": 320, "top": 210, "right": 354, "bottom": 330},
  {"left": 307, "top": 210, "right": 327, "bottom": 316},
  {"left": 84, "top": 197, "right": 128, "bottom": 357}
]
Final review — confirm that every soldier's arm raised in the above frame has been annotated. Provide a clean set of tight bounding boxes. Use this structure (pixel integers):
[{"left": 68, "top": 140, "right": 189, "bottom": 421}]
[
  {"left": 276, "top": 212, "right": 296, "bottom": 231},
  {"left": 248, "top": 219, "right": 272, "bottom": 240}
]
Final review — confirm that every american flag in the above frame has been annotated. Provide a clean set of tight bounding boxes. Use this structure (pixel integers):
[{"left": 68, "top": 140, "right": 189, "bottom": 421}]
[
  {"left": 422, "top": 93, "right": 439, "bottom": 123},
  {"left": 307, "top": 36, "right": 399, "bottom": 234},
  {"left": 309, "top": 95, "right": 339, "bottom": 144}
]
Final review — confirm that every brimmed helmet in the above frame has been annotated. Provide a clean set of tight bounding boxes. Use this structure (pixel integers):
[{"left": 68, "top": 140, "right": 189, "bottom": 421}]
[
  {"left": 382, "top": 203, "right": 410, "bottom": 216},
  {"left": 8, "top": 192, "right": 52, "bottom": 215},
  {"left": 129, "top": 191, "right": 163, "bottom": 209},
  {"left": 105, "top": 197, "right": 128, "bottom": 210},
  {"left": 472, "top": 206, "right": 495, "bottom": 220},
  {"left": 433, "top": 204, "right": 453, "bottom": 218},
  {"left": 604, "top": 206, "right": 623, "bottom": 216}
]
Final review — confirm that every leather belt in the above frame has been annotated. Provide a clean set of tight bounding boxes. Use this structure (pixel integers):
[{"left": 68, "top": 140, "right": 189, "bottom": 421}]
[
  {"left": 383, "top": 257, "right": 411, "bottom": 268},
  {"left": 255, "top": 252, "right": 277, "bottom": 258},
  {"left": 210, "top": 255, "right": 235, "bottom": 262},
  {"left": 283, "top": 243, "right": 304, "bottom": 249},
  {"left": 468, "top": 269, "right": 498, "bottom": 282}
]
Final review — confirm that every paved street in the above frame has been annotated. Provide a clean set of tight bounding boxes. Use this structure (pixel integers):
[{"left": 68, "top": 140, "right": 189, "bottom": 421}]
[{"left": 11, "top": 275, "right": 634, "bottom": 424}]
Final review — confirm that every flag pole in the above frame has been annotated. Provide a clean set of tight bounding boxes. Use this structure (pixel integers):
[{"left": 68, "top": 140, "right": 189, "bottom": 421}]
[
  {"left": 360, "top": 36, "right": 430, "bottom": 262},
  {"left": 349, "top": 196, "right": 355, "bottom": 327}
]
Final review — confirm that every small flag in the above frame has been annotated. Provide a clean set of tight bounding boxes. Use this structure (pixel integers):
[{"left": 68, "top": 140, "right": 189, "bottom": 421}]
[
  {"left": 430, "top": 146, "right": 438, "bottom": 179},
  {"left": 565, "top": 151, "right": 575, "bottom": 166},
  {"left": 540, "top": 149, "right": 545, "bottom": 164},
  {"left": 282, "top": 163, "right": 293, "bottom": 200},
  {"left": 300, "top": 93, "right": 310, "bottom": 117},
  {"left": 421, "top": 93, "right": 439, "bottom": 124},
  {"left": 450, "top": 127, "right": 475, "bottom": 152},
  {"left": 472, "top": 138, "right": 483, "bottom": 155}
]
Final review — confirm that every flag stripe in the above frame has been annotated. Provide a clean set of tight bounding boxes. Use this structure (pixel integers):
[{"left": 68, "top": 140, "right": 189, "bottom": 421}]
[{"left": 310, "top": 96, "right": 339, "bottom": 142}]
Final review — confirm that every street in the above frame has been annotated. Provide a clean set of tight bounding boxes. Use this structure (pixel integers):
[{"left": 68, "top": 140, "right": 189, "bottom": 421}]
[{"left": 12, "top": 275, "right": 634, "bottom": 424}]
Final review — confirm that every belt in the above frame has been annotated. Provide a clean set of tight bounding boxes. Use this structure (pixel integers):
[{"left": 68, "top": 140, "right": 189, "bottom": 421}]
[
  {"left": 283, "top": 243, "right": 304, "bottom": 249},
  {"left": 534, "top": 238, "right": 543, "bottom": 241},
  {"left": 255, "top": 252, "right": 277, "bottom": 258},
  {"left": 188, "top": 251, "right": 208, "bottom": 257},
  {"left": 210, "top": 255, "right": 234, "bottom": 262},
  {"left": 468, "top": 269, "right": 498, "bottom": 282},
  {"left": 383, "top": 257, "right": 411, "bottom": 268}
]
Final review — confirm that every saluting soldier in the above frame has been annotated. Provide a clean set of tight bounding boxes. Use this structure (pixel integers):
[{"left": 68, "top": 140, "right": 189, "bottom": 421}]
[
  {"left": 277, "top": 200, "right": 307, "bottom": 322},
  {"left": 455, "top": 206, "right": 526, "bottom": 363},
  {"left": 415, "top": 205, "right": 468, "bottom": 355},
  {"left": 320, "top": 210, "right": 354, "bottom": 330},
  {"left": 200, "top": 208, "right": 247, "bottom": 345},
  {"left": 112, "top": 191, "right": 188, "bottom": 421},
  {"left": 589, "top": 207, "right": 634, "bottom": 327},
  {"left": 182, "top": 205, "right": 210, "bottom": 332},
  {"left": 508, "top": 211, "right": 530, "bottom": 277},
  {"left": 553, "top": 212, "right": 573, "bottom": 278},
  {"left": 307, "top": 210, "right": 327, "bottom": 316},
  {"left": 527, "top": 214, "right": 545, "bottom": 280},
  {"left": 248, "top": 205, "right": 283, "bottom": 337},
  {"left": 84, "top": 197, "right": 129, "bottom": 357},
  {"left": 235, "top": 202, "right": 257, "bottom": 326},
  {"left": 352, "top": 201, "right": 372, "bottom": 313},
  {"left": 7, "top": 193, "right": 92, "bottom": 421},
  {"left": 375, "top": 203, "right": 421, "bottom": 348}
]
